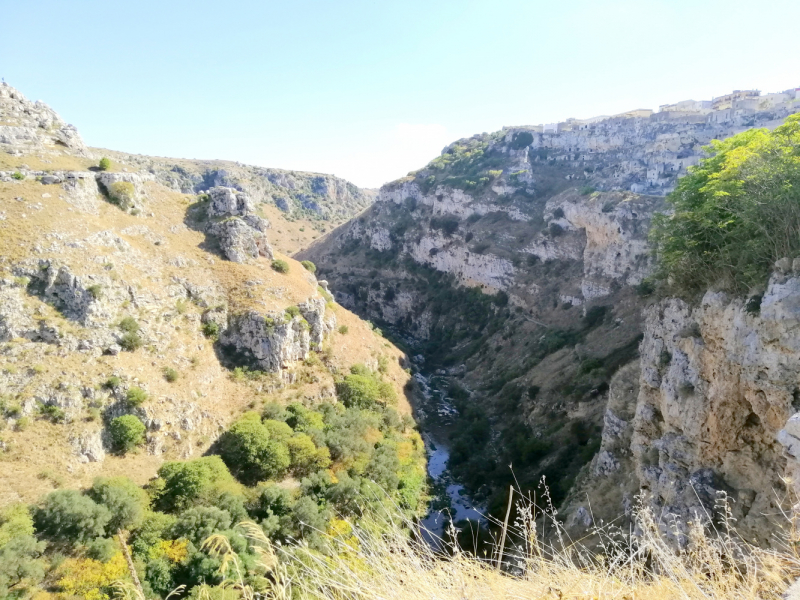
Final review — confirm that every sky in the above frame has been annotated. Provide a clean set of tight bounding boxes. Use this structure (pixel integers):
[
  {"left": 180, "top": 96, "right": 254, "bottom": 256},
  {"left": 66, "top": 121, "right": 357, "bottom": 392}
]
[{"left": 2, "top": 0, "right": 799, "bottom": 188}]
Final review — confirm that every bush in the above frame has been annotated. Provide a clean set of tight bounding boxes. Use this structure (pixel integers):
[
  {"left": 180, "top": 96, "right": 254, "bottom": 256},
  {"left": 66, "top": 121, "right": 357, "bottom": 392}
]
[
  {"left": 271, "top": 259, "right": 290, "bottom": 274},
  {"left": 651, "top": 114, "right": 800, "bottom": 297},
  {"left": 86, "top": 284, "right": 102, "bottom": 300},
  {"left": 118, "top": 317, "right": 139, "bottom": 333},
  {"left": 285, "top": 305, "right": 301, "bottom": 319},
  {"left": 338, "top": 325, "right": 349, "bottom": 334},
  {"left": 119, "top": 332, "right": 143, "bottom": 351},
  {"left": 202, "top": 321, "right": 220, "bottom": 339},
  {"left": 163, "top": 367, "right": 179, "bottom": 383},
  {"left": 301, "top": 260, "right": 317, "bottom": 274},
  {"left": 11, "top": 171, "right": 24, "bottom": 180},
  {"left": 98, "top": 157, "right": 111, "bottom": 171},
  {"left": 34, "top": 490, "right": 110, "bottom": 543},
  {"left": 126, "top": 386, "right": 148, "bottom": 407},
  {"left": 108, "top": 415, "right": 146, "bottom": 453},
  {"left": 108, "top": 181, "right": 136, "bottom": 210}
]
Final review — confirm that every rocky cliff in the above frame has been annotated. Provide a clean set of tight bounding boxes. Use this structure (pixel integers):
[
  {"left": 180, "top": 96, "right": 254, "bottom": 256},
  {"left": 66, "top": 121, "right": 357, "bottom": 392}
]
[
  {"left": 301, "top": 86, "right": 800, "bottom": 541},
  {"left": 0, "top": 82, "right": 409, "bottom": 506}
]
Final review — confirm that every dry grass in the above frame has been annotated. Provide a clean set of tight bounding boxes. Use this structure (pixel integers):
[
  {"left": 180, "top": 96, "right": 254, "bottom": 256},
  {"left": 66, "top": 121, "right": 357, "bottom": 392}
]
[{"left": 193, "top": 491, "right": 800, "bottom": 600}]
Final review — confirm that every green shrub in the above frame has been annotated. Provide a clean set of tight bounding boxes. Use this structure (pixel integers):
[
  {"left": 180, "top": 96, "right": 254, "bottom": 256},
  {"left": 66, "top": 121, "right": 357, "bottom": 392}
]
[
  {"left": 34, "top": 490, "right": 110, "bottom": 543},
  {"left": 15, "top": 417, "right": 29, "bottom": 431},
  {"left": 108, "top": 181, "right": 136, "bottom": 210},
  {"left": 126, "top": 387, "right": 148, "bottom": 407},
  {"left": 118, "top": 317, "right": 139, "bottom": 333},
  {"left": 86, "top": 284, "right": 102, "bottom": 300},
  {"left": 271, "top": 259, "right": 289, "bottom": 274},
  {"left": 651, "top": 114, "right": 800, "bottom": 297},
  {"left": 338, "top": 325, "right": 349, "bottom": 334},
  {"left": 202, "top": 320, "right": 220, "bottom": 339},
  {"left": 119, "top": 332, "right": 143, "bottom": 351},
  {"left": 285, "top": 305, "right": 301, "bottom": 319},
  {"left": 104, "top": 376, "right": 121, "bottom": 389},
  {"left": 163, "top": 367, "right": 179, "bottom": 383},
  {"left": 579, "top": 185, "right": 596, "bottom": 195},
  {"left": 301, "top": 260, "right": 317, "bottom": 274},
  {"left": 287, "top": 433, "right": 331, "bottom": 476},
  {"left": 98, "top": 157, "right": 111, "bottom": 171},
  {"left": 39, "top": 404, "right": 66, "bottom": 423},
  {"left": 109, "top": 415, "right": 146, "bottom": 453},
  {"left": 11, "top": 171, "right": 24, "bottom": 180}
]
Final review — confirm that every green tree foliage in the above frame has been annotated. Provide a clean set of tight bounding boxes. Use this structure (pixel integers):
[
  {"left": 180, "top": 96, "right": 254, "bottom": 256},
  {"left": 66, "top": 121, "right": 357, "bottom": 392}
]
[
  {"left": 98, "top": 157, "right": 111, "bottom": 171},
  {"left": 0, "top": 504, "right": 34, "bottom": 548},
  {"left": 172, "top": 506, "right": 233, "bottom": 545},
  {"left": 301, "top": 260, "right": 317, "bottom": 273},
  {"left": 86, "top": 537, "right": 117, "bottom": 562},
  {"left": 109, "top": 414, "right": 146, "bottom": 453},
  {"left": 335, "top": 367, "right": 397, "bottom": 409},
  {"left": 126, "top": 386, "right": 148, "bottom": 407},
  {"left": 89, "top": 476, "right": 149, "bottom": 532},
  {"left": 216, "top": 413, "right": 291, "bottom": 485},
  {"left": 287, "top": 433, "right": 331, "bottom": 476},
  {"left": 0, "top": 535, "right": 46, "bottom": 597},
  {"left": 152, "top": 456, "right": 238, "bottom": 513},
  {"left": 651, "top": 114, "right": 800, "bottom": 297},
  {"left": 34, "top": 490, "right": 110, "bottom": 543}
]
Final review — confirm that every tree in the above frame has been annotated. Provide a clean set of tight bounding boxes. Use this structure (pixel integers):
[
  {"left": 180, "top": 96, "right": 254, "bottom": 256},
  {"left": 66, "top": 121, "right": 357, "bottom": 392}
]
[
  {"left": 153, "top": 456, "right": 238, "bottom": 513},
  {"left": 172, "top": 506, "right": 233, "bottom": 545},
  {"left": 34, "top": 490, "right": 111, "bottom": 543},
  {"left": 109, "top": 415, "right": 146, "bottom": 453},
  {"left": 216, "top": 413, "right": 291, "bottom": 484},
  {"left": 335, "top": 372, "right": 397, "bottom": 409},
  {"left": 98, "top": 157, "right": 111, "bottom": 171},
  {"left": 0, "top": 535, "right": 46, "bottom": 597},
  {"left": 287, "top": 433, "right": 331, "bottom": 476},
  {"left": 89, "top": 476, "right": 149, "bottom": 532}
]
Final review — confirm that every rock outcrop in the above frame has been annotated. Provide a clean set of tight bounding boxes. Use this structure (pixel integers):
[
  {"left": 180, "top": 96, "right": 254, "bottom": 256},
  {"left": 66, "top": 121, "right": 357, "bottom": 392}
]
[
  {"left": 204, "top": 186, "right": 274, "bottom": 263},
  {"left": 632, "top": 268, "right": 800, "bottom": 545},
  {"left": 0, "top": 82, "right": 86, "bottom": 154},
  {"left": 219, "top": 298, "right": 334, "bottom": 371}
]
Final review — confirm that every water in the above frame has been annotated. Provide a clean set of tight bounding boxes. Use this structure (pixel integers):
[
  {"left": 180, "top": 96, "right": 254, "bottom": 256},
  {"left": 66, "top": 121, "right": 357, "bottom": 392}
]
[{"left": 414, "top": 371, "right": 486, "bottom": 545}]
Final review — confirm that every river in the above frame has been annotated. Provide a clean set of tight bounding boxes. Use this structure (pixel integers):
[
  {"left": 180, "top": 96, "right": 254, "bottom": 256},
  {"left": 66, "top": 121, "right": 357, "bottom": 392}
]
[{"left": 412, "top": 371, "right": 486, "bottom": 545}]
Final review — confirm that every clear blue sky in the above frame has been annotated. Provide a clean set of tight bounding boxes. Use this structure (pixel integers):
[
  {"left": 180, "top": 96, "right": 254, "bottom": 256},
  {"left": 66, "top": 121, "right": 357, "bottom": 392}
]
[{"left": 3, "top": 0, "right": 799, "bottom": 188}]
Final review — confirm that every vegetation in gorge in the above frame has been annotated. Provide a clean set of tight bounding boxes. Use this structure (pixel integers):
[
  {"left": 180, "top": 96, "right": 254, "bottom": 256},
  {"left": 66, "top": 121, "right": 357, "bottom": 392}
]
[
  {"left": 0, "top": 362, "right": 425, "bottom": 600},
  {"left": 651, "top": 113, "right": 800, "bottom": 297}
]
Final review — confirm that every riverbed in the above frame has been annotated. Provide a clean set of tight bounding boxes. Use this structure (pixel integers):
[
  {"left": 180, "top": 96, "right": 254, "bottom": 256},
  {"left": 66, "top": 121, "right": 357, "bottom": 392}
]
[{"left": 413, "top": 371, "right": 486, "bottom": 544}]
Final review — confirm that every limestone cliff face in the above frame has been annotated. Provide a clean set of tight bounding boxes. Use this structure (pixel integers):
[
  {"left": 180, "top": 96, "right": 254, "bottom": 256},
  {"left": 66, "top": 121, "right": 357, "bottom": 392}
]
[
  {"left": 632, "top": 271, "right": 800, "bottom": 544},
  {"left": 301, "top": 86, "right": 800, "bottom": 537}
]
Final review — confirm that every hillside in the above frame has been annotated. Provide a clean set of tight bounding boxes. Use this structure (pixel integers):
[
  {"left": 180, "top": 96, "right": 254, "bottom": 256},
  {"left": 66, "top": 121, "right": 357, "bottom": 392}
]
[
  {"left": 0, "top": 82, "right": 428, "bottom": 599},
  {"left": 300, "top": 86, "right": 800, "bottom": 544}
]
